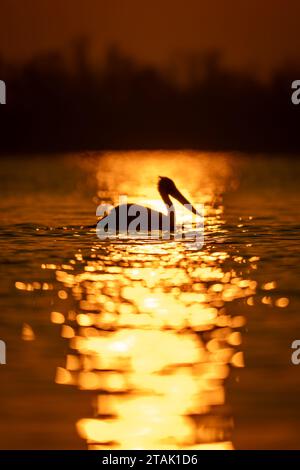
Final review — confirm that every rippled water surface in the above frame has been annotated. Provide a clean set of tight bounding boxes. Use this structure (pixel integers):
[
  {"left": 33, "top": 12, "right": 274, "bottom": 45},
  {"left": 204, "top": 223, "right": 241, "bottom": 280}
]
[{"left": 0, "top": 152, "right": 300, "bottom": 449}]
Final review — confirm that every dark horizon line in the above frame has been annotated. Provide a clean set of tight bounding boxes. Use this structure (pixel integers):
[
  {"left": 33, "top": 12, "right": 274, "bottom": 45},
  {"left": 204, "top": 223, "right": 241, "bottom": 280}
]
[{"left": 1, "top": 43, "right": 300, "bottom": 156}]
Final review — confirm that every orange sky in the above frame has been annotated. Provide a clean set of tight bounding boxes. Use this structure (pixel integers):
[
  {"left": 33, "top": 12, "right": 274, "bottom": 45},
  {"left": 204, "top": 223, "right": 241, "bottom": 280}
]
[{"left": 1, "top": 0, "right": 300, "bottom": 75}]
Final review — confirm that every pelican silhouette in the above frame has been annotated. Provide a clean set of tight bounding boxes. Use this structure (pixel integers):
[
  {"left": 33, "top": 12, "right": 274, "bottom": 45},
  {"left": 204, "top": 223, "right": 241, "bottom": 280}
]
[{"left": 96, "top": 177, "right": 201, "bottom": 235}]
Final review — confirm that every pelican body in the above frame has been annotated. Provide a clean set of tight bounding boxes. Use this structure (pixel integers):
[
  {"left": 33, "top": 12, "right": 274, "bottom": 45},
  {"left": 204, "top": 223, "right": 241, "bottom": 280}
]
[{"left": 96, "top": 177, "right": 201, "bottom": 237}]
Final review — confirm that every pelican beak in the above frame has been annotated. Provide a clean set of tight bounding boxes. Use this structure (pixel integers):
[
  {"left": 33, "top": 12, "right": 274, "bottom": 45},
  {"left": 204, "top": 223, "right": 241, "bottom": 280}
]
[{"left": 171, "top": 187, "right": 202, "bottom": 217}]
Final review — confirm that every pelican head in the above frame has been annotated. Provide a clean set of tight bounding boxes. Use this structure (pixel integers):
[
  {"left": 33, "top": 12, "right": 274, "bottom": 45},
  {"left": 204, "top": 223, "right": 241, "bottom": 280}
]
[{"left": 158, "top": 176, "right": 201, "bottom": 217}]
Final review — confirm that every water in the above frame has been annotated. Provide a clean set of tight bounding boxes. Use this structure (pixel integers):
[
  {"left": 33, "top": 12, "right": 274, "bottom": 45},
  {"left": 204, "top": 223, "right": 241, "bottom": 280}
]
[{"left": 0, "top": 151, "right": 300, "bottom": 449}]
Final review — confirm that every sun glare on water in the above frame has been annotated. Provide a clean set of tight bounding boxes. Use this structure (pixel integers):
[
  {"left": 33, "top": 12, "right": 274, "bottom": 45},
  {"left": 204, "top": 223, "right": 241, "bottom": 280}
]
[
  {"left": 9, "top": 151, "right": 293, "bottom": 450},
  {"left": 34, "top": 152, "right": 252, "bottom": 449}
]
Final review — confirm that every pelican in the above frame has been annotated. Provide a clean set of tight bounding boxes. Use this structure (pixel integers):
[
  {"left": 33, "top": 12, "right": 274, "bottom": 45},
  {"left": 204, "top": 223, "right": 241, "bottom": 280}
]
[{"left": 95, "top": 177, "right": 202, "bottom": 237}]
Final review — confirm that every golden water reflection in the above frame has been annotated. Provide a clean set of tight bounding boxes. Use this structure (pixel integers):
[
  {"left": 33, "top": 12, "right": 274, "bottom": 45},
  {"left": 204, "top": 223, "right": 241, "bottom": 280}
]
[
  {"left": 40, "top": 152, "right": 259, "bottom": 449},
  {"left": 49, "top": 208, "right": 257, "bottom": 450}
]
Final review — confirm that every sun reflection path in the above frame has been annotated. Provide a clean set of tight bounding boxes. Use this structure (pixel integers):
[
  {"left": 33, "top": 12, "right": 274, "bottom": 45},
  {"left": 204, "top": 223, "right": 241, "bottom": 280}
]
[{"left": 46, "top": 197, "right": 260, "bottom": 450}]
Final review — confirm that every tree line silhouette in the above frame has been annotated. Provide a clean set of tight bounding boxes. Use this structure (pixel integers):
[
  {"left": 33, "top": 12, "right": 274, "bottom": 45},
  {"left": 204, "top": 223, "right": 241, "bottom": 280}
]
[{"left": 0, "top": 41, "right": 299, "bottom": 154}]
